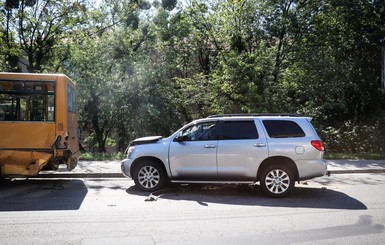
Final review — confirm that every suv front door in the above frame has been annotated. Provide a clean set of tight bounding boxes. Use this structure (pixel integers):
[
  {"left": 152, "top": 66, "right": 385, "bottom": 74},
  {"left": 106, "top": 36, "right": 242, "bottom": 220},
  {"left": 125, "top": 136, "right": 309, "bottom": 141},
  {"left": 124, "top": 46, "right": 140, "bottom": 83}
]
[
  {"left": 169, "top": 121, "right": 219, "bottom": 179},
  {"left": 216, "top": 120, "right": 268, "bottom": 180}
]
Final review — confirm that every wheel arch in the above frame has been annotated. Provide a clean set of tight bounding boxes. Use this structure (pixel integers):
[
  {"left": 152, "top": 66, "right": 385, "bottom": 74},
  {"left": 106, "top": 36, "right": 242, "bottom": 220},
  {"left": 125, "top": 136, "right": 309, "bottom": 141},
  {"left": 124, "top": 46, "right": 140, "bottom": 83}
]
[
  {"left": 257, "top": 156, "right": 299, "bottom": 181},
  {"left": 130, "top": 156, "right": 168, "bottom": 179}
]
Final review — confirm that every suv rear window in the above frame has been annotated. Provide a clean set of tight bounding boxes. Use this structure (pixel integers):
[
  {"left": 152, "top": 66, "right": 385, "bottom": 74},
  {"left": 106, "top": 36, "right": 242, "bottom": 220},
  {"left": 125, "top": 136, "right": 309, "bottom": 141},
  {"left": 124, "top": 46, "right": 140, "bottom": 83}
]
[
  {"left": 222, "top": 121, "right": 259, "bottom": 140},
  {"left": 263, "top": 120, "right": 305, "bottom": 138}
]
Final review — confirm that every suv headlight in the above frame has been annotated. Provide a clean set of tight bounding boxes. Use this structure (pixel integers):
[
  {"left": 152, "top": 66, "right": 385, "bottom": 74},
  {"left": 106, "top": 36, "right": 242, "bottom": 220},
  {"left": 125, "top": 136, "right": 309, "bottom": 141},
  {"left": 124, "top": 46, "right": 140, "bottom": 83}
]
[{"left": 127, "top": 146, "right": 136, "bottom": 159}]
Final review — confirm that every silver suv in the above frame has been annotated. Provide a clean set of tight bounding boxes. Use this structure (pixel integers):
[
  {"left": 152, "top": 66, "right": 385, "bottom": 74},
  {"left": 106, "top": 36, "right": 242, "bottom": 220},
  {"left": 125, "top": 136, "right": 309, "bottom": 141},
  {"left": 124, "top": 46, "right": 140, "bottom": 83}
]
[{"left": 121, "top": 114, "right": 326, "bottom": 197}]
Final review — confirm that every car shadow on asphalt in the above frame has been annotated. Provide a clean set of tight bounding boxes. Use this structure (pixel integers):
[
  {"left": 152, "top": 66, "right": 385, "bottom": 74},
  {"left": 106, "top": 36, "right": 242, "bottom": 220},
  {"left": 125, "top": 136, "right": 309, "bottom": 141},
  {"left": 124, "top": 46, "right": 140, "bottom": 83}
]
[
  {"left": 0, "top": 179, "right": 87, "bottom": 212},
  {"left": 126, "top": 184, "right": 367, "bottom": 210}
]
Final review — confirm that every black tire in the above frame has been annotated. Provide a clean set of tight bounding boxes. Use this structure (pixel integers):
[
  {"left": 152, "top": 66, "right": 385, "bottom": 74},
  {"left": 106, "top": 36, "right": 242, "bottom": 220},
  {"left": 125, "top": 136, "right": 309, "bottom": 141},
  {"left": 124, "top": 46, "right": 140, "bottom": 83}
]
[
  {"left": 133, "top": 161, "right": 166, "bottom": 192},
  {"left": 260, "top": 165, "right": 295, "bottom": 198}
]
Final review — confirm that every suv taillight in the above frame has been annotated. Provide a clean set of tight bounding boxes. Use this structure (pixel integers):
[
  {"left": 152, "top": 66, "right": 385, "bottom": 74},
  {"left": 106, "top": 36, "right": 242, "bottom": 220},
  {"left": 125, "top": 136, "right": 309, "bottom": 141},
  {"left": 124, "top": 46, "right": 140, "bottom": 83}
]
[{"left": 311, "top": 140, "right": 324, "bottom": 151}]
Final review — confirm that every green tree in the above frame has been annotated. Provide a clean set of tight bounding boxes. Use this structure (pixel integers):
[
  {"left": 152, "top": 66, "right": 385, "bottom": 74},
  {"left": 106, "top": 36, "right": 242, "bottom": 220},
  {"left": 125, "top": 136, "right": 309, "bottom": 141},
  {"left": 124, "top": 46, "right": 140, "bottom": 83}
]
[
  {"left": 63, "top": 0, "right": 156, "bottom": 152},
  {"left": 1, "top": 0, "right": 88, "bottom": 72},
  {"left": 275, "top": 0, "right": 385, "bottom": 152},
  {"left": 212, "top": 0, "right": 272, "bottom": 113}
]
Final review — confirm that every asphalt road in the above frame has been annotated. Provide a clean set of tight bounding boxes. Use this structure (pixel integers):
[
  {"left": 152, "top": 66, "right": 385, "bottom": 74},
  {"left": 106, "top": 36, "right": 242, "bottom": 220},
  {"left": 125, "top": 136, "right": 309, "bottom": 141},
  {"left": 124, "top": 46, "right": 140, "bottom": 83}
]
[{"left": 0, "top": 173, "right": 385, "bottom": 244}]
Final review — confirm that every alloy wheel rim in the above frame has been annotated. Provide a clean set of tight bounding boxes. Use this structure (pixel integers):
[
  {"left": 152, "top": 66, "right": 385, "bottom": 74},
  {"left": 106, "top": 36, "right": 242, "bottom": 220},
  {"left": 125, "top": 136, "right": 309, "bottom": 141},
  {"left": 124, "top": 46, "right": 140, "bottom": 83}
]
[
  {"left": 138, "top": 166, "right": 160, "bottom": 189},
  {"left": 265, "top": 169, "right": 290, "bottom": 194}
]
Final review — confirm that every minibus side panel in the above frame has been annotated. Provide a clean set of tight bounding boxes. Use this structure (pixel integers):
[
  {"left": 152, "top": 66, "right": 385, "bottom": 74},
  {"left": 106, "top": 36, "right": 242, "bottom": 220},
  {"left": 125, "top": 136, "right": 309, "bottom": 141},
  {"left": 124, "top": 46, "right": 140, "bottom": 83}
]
[{"left": 0, "top": 122, "right": 55, "bottom": 175}]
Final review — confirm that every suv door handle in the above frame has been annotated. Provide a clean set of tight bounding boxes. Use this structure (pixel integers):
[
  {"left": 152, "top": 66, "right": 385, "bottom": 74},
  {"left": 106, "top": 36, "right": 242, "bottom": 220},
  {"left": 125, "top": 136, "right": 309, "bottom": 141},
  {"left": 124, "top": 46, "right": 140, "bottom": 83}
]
[
  {"left": 204, "top": 144, "right": 216, "bottom": 148},
  {"left": 253, "top": 143, "right": 266, "bottom": 148}
]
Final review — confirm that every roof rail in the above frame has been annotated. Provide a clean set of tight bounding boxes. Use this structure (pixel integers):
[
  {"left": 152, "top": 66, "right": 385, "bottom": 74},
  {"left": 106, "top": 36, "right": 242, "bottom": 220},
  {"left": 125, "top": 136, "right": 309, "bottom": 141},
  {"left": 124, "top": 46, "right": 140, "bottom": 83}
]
[{"left": 207, "top": 113, "right": 301, "bottom": 118}]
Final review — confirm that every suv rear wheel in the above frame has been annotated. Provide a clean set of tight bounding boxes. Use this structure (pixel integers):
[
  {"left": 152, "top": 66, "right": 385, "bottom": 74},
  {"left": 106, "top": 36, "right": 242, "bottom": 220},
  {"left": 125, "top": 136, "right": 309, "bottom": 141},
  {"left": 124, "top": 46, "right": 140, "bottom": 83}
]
[
  {"left": 133, "top": 161, "right": 166, "bottom": 192},
  {"left": 260, "top": 165, "right": 295, "bottom": 197}
]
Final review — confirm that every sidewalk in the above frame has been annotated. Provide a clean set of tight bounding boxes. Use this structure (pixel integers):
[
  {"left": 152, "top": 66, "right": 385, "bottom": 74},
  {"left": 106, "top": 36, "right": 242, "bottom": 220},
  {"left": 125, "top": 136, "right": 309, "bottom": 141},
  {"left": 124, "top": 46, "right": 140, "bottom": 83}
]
[
  {"left": 36, "top": 160, "right": 385, "bottom": 178},
  {"left": 38, "top": 160, "right": 123, "bottom": 178},
  {"left": 326, "top": 159, "right": 385, "bottom": 174}
]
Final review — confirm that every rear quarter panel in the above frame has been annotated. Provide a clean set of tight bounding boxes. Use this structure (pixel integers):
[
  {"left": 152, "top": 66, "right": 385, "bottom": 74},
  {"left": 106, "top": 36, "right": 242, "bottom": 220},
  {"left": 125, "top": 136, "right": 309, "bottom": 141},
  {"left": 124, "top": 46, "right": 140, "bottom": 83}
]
[{"left": 260, "top": 118, "right": 326, "bottom": 178}]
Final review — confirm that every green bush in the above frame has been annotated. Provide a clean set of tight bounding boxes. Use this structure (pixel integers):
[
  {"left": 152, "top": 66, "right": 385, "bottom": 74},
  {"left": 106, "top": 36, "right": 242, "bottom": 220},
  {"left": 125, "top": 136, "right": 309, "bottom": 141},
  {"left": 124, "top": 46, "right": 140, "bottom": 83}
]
[{"left": 320, "top": 117, "right": 385, "bottom": 155}]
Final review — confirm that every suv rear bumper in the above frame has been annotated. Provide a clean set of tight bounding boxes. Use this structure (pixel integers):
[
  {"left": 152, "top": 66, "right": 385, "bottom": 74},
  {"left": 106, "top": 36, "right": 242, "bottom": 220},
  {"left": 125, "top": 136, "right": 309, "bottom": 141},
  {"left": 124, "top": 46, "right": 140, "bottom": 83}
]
[{"left": 297, "top": 159, "right": 327, "bottom": 180}]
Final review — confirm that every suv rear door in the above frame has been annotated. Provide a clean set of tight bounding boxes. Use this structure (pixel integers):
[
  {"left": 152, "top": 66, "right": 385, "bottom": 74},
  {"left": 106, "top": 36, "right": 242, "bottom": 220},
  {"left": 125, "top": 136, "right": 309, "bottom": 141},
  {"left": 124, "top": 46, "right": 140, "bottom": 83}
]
[{"left": 216, "top": 119, "right": 268, "bottom": 179}]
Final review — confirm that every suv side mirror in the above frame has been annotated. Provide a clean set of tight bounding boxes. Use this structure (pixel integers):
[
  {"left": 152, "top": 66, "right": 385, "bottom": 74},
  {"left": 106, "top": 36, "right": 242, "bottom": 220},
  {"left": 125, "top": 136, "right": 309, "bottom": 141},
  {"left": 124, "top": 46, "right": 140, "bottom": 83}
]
[
  {"left": 174, "top": 135, "right": 185, "bottom": 142},
  {"left": 174, "top": 133, "right": 189, "bottom": 142}
]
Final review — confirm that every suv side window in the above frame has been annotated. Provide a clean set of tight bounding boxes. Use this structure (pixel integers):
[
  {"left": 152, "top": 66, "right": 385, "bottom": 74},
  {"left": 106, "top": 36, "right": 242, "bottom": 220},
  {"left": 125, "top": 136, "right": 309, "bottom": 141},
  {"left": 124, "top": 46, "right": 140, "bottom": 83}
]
[
  {"left": 222, "top": 121, "right": 259, "bottom": 140},
  {"left": 180, "top": 121, "right": 218, "bottom": 141},
  {"left": 263, "top": 120, "right": 305, "bottom": 138}
]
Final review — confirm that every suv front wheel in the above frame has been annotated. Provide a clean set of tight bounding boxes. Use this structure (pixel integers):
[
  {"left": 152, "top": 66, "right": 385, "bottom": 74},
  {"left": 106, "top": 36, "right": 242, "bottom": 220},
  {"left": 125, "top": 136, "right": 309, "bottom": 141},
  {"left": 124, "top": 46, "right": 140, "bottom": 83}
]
[
  {"left": 260, "top": 165, "right": 295, "bottom": 197},
  {"left": 133, "top": 161, "right": 166, "bottom": 192}
]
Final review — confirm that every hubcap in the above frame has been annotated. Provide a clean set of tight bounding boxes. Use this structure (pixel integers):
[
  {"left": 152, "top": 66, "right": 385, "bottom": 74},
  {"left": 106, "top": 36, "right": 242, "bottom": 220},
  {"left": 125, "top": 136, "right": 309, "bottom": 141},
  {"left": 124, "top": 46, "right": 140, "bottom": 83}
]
[
  {"left": 138, "top": 166, "right": 160, "bottom": 189},
  {"left": 265, "top": 169, "right": 290, "bottom": 194}
]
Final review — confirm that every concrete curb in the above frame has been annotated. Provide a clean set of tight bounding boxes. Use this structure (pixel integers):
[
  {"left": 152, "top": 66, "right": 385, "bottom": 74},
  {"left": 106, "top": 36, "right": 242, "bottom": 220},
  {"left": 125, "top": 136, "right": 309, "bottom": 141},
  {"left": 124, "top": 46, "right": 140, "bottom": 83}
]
[{"left": 327, "top": 169, "right": 385, "bottom": 175}]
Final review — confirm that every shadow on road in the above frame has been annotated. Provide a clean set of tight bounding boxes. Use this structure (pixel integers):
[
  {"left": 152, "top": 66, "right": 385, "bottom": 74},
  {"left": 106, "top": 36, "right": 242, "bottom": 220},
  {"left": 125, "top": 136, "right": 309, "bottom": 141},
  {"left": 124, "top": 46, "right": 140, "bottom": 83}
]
[
  {"left": 126, "top": 184, "right": 367, "bottom": 210},
  {"left": 0, "top": 179, "right": 87, "bottom": 212}
]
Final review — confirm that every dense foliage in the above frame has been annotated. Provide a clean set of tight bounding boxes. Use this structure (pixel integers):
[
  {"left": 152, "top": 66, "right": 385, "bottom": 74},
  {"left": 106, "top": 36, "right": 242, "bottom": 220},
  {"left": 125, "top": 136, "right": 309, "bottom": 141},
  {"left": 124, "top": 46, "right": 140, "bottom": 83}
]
[{"left": 1, "top": 0, "right": 385, "bottom": 153}]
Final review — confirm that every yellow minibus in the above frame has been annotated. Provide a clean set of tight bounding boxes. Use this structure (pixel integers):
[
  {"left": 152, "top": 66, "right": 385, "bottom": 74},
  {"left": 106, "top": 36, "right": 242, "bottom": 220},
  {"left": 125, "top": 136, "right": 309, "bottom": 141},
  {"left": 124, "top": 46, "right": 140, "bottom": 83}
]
[{"left": 0, "top": 73, "right": 79, "bottom": 177}]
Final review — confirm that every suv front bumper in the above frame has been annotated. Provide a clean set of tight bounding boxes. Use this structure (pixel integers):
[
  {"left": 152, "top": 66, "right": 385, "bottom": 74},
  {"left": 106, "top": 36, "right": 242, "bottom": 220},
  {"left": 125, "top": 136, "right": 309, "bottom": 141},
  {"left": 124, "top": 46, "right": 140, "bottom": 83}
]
[{"left": 121, "top": 158, "right": 133, "bottom": 178}]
